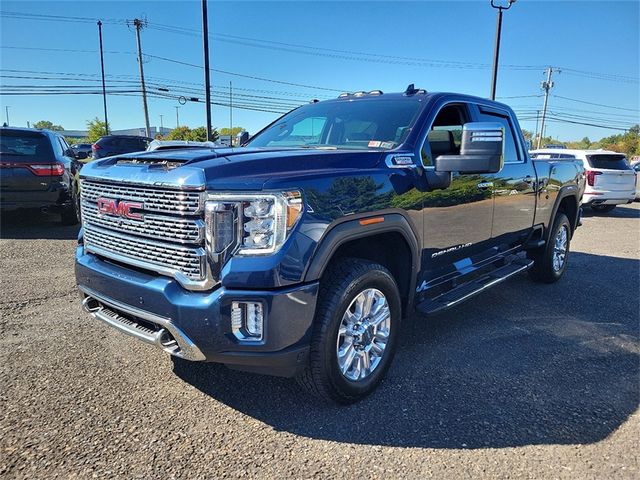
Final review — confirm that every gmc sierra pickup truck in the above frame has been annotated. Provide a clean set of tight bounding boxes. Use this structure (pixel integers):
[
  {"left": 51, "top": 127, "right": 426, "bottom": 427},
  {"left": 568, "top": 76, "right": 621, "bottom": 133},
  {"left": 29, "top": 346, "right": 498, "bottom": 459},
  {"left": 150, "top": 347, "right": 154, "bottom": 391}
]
[{"left": 76, "top": 86, "right": 585, "bottom": 403}]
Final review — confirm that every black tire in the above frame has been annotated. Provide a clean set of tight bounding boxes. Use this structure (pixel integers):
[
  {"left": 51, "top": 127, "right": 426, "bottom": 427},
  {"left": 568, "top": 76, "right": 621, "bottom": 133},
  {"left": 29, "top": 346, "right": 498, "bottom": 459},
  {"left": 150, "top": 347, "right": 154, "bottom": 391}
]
[
  {"left": 60, "top": 187, "right": 80, "bottom": 226},
  {"left": 527, "top": 212, "right": 571, "bottom": 283},
  {"left": 296, "top": 258, "right": 402, "bottom": 404},
  {"left": 590, "top": 204, "right": 616, "bottom": 213}
]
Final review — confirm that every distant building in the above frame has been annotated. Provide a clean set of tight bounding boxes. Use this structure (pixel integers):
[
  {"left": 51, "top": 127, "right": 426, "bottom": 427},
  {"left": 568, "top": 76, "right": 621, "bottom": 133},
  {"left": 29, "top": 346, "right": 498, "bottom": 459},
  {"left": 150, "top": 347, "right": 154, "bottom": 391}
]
[{"left": 62, "top": 127, "right": 172, "bottom": 139}]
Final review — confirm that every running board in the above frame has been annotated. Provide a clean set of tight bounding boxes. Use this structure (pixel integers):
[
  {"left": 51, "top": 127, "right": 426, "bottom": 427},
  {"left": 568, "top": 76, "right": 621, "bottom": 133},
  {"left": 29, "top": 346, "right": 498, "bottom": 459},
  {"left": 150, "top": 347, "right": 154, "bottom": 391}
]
[{"left": 416, "top": 258, "right": 534, "bottom": 315}]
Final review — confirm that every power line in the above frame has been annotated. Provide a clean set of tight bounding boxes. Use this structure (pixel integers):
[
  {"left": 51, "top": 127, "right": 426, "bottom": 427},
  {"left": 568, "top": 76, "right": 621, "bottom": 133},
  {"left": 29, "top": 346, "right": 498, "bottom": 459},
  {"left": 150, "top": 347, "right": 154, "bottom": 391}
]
[{"left": 552, "top": 95, "right": 639, "bottom": 113}]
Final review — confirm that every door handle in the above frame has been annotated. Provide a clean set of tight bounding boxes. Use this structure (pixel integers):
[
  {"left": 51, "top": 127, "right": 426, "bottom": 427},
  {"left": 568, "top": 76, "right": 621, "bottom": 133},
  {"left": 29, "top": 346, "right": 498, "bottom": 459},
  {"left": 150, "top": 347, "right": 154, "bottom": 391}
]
[{"left": 477, "top": 181, "right": 493, "bottom": 190}]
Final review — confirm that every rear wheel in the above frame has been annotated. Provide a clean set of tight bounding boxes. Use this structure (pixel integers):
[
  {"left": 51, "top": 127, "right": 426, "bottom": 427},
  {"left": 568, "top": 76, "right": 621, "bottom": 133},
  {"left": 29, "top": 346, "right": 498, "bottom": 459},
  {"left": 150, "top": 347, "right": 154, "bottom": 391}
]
[
  {"left": 297, "top": 258, "right": 401, "bottom": 404},
  {"left": 527, "top": 212, "right": 571, "bottom": 283},
  {"left": 590, "top": 204, "right": 616, "bottom": 213}
]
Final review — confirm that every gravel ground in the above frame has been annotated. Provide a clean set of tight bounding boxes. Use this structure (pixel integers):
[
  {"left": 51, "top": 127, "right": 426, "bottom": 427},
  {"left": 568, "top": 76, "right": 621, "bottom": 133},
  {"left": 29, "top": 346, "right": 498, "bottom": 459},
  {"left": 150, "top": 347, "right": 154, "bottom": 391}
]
[{"left": 1, "top": 204, "right": 638, "bottom": 479}]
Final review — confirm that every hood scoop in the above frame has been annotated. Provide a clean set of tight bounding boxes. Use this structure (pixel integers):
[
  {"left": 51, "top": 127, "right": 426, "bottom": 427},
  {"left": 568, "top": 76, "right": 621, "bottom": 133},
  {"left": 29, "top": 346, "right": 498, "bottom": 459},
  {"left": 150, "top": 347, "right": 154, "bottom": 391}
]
[{"left": 115, "top": 157, "right": 186, "bottom": 170}]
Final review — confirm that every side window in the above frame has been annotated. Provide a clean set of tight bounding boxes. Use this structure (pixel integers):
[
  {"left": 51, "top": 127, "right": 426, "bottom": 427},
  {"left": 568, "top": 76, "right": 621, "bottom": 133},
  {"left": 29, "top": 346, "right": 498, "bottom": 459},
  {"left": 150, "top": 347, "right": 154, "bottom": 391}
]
[
  {"left": 51, "top": 136, "right": 64, "bottom": 156},
  {"left": 477, "top": 110, "right": 520, "bottom": 163},
  {"left": 421, "top": 103, "right": 469, "bottom": 166}
]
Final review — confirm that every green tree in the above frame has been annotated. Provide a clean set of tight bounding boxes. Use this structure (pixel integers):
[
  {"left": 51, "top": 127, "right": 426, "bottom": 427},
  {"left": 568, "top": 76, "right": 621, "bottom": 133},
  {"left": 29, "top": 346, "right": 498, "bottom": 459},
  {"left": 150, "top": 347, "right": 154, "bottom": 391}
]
[
  {"left": 33, "top": 120, "right": 64, "bottom": 131},
  {"left": 166, "top": 126, "right": 219, "bottom": 142},
  {"left": 166, "top": 126, "right": 192, "bottom": 140},
  {"left": 189, "top": 126, "right": 209, "bottom": 142},
  {"left": 86, "top": 117, "right": 109, "bottom": 142},
  {"left": 219, "top": 127, "right": 244, "bottom": 137}
]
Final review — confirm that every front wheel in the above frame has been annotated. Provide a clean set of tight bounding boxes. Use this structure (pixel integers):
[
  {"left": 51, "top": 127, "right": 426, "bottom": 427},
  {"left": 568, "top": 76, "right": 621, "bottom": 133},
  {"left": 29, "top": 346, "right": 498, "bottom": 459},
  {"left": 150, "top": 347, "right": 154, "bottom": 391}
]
[
  {"left": 527, "top": 212, "right": 571, "bottom": 283},
  {"left": 590, "top": 204, "right": 616, "bottom": 213},
  {"left": 297, "top": 258, "right": 401, "bottom": 404}
]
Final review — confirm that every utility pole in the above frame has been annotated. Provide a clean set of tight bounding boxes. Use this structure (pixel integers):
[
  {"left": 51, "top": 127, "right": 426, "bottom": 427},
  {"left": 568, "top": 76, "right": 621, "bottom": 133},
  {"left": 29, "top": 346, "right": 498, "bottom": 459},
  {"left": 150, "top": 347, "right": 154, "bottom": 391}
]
[
  {"left": 5, "top": 106, "right": 10, "bottom": 126},
  {"left": 489, "top": 0, "right": 516, "bottom": 100},
  {"left": 534, "top": 110, "right": 540, "bottom": 146},
  {"left": 229, "top": 81, "right": 233, "bottom": 146},
  {"left": 97, "top": 21, "right": 109, "bottom": 135},
  {"left": 159, "top": 114, "right": 164, "bottom": 134},
  {"left": 537, "top": 67, "right": 557, "bottom": 149},
  {"left": 132, "top": 18, "right": 151, "bottom": 138},
  {"left": 201, "top": 0, "right": 213, "bottom": 140},
  {"left": 174, "top": 106, "right": 180, "bottom": 128}
]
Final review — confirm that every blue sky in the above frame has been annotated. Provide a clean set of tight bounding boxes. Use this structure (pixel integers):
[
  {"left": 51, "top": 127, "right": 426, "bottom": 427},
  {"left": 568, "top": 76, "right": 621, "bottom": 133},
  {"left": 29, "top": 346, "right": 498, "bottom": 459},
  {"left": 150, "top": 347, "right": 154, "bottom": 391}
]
[{"left": 1, "top": 0, "right": 638, "bottom": 140}]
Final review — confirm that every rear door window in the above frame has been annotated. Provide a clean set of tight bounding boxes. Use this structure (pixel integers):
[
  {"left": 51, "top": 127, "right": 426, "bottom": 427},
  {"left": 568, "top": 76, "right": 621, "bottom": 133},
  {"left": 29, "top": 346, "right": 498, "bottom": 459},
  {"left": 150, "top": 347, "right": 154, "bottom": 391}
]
[
  {"left": 476, "top": 110, "right": 520, "bottom": 163},
  {"left": 587, "top": 154, "right": 630, "bottom": 170}
]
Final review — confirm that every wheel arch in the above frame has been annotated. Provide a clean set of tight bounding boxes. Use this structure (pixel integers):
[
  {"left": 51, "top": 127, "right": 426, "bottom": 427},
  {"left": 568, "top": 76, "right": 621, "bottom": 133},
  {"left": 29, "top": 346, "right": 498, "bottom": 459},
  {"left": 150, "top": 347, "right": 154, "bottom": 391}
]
[
  {"left": 304, "top": 212, "right": 421, "bottom": 315},
  {"left": 548, "top": 187, "right": 580, "bottom": 238}
]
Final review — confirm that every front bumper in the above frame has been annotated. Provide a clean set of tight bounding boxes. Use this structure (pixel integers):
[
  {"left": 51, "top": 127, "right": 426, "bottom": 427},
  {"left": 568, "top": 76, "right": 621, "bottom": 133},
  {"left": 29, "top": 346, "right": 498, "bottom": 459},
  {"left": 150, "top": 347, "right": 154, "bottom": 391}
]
[{"left": 76, "top": 247, "right": 319, "bottom": 377}]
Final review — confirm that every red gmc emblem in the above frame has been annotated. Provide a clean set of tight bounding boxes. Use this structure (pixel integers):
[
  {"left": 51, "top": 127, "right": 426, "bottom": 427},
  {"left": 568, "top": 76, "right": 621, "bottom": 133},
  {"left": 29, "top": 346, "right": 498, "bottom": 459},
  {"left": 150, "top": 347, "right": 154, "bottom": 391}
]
[{"left": 96, "top": 198, "right": 143, "bottom": 220}]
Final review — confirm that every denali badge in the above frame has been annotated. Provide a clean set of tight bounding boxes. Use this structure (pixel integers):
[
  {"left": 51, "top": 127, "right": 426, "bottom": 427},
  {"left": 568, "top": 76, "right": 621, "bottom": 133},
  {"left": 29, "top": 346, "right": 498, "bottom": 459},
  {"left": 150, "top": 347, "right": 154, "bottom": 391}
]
[{"left": 96, "top": 198, "right": 143, "bottom": 220}]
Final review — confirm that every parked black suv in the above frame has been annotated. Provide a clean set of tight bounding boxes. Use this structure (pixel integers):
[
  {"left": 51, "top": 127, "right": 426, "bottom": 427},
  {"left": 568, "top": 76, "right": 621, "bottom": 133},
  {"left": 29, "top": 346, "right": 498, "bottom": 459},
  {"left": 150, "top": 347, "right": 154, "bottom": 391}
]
[
  {"left": 92, "top": 135, "right": 151, "bottom": 159},
  {"left": 1, "top": 127, "right": 80, "bottom": 225}
]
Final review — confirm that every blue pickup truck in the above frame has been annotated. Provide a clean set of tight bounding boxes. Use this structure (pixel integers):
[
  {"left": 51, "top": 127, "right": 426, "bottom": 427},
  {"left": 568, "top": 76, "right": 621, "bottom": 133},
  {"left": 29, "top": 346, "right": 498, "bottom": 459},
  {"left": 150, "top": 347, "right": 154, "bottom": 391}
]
[{"left": 76, "top": 86, "right": 585, "bottom": 403}]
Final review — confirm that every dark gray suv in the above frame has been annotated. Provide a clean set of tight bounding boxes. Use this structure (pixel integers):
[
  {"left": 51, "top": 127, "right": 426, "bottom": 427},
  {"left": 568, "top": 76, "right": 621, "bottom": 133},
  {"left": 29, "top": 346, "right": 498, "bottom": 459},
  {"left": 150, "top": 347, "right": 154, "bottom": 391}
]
[
  {"left": 0, "top": 127, "right": 80, "bottom": 225},
  {"left": 92, "top": 135, "right": 151, "bottom": 159}
]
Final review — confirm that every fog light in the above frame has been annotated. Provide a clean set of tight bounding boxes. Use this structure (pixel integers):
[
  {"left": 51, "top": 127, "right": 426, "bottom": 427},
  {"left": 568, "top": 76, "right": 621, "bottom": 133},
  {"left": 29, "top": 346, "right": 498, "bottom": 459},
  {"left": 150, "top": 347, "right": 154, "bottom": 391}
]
[{"left": 231, "top": 301, "right": 264, "bottom": 341}]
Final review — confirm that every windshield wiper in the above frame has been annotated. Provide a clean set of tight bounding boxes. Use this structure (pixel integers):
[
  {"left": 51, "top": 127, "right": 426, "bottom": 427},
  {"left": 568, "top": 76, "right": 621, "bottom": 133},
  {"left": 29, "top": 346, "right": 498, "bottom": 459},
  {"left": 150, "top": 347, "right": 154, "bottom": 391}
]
[{"left": 299, "top": 145, "right": 337, "bottom": 150}]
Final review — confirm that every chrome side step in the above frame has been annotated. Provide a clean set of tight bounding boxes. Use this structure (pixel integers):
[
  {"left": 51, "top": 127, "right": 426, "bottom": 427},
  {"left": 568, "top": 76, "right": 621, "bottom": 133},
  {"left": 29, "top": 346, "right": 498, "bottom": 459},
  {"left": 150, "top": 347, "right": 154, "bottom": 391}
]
[{"left": 416, "top": 258, "right": 534, "bottom": 315}]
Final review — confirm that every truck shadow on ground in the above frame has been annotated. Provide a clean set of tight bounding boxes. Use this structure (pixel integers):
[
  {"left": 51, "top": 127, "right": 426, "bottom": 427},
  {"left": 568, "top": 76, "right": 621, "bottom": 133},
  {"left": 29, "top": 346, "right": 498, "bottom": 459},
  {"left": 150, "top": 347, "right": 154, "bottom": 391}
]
[
  {"left": 173, "top": 251, "right": 640, "bottom": 449},
  {"left": 0, "top": 210, "right": 80, "bottom": 240}
]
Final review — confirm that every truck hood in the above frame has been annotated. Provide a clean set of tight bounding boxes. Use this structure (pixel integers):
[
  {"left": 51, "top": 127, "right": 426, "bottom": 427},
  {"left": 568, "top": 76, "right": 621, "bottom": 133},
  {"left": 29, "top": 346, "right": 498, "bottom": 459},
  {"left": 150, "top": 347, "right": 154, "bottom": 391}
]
[{"left": 80, "top": 147, "right": 386, "bottom": 190}]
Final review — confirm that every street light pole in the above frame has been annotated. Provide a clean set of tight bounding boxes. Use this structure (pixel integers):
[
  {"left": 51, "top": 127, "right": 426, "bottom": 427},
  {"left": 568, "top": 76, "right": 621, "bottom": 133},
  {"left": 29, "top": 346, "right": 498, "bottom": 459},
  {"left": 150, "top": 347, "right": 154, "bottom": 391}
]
[
  {"left": 159, "top": 114, "right": 164, "bottom": 134},
  {"left": 4, "top": 106, "right": 10, "bottom": 126},
  {"left": 489, "top": 0, "right": 516, "bottom": 100},
  {"left": 201, "top": 0, "right": 213, "bottom": 141},
  {"left": 174, "top": 106, "right": 180, "bottom": 128}
]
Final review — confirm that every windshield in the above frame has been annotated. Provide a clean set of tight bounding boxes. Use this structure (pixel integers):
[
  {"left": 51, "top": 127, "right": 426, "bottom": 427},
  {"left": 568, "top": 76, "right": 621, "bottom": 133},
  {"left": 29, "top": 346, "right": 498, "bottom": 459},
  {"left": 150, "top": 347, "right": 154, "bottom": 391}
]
[{"left": 247, "top": 98, "right": 423, "bottom": 150}]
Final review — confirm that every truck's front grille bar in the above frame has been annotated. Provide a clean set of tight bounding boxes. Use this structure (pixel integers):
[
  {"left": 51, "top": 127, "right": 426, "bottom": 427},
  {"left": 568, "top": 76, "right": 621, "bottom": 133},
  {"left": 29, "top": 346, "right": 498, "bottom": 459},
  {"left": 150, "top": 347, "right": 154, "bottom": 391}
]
[
  {"left": 81, "top": 180, "right": 203, "bottom": 216},
  {"left": 83, "top": 225, "right": 206, "bottom": 281},
  {"left": 81, "top": 200, "right": 204, "bottom": 244}
]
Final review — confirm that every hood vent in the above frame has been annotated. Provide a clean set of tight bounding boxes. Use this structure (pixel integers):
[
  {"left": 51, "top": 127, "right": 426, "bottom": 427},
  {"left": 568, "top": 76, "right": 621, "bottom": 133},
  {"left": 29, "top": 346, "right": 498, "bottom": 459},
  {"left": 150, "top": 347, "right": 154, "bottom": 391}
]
[{"left": 115, "top": 157, "right": 185, "bottom": 170}]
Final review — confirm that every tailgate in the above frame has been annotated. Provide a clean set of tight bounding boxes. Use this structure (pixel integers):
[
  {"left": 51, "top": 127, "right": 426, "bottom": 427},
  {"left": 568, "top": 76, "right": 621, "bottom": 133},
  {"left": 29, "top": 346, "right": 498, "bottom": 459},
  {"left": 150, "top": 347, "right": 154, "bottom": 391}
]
[
  {"left": 0, "top": 130, "right": 57, "bottom": 192},
  {"left": 596, "top": 169, "right": 636, "bottom": 192}
]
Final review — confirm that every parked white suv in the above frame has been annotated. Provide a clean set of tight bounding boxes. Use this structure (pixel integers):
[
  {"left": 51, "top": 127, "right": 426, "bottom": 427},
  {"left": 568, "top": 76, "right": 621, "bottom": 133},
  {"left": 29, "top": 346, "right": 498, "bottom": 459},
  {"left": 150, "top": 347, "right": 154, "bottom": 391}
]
[{"left": 531, "top": 149, "right": 636, "bottom": 213}]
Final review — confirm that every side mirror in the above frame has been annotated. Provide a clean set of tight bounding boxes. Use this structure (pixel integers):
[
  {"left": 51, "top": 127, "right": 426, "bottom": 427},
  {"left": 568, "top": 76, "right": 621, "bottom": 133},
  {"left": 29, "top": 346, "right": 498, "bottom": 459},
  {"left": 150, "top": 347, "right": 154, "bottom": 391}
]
[{"left": 435, "top": 122, "right": 505, "bottom": 174}]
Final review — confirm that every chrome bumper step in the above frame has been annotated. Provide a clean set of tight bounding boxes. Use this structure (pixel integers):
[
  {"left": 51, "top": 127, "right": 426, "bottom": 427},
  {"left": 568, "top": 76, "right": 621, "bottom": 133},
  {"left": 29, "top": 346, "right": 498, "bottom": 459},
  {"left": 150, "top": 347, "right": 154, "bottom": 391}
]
[{"left": 79, "top": 286, "right": 205, "bottom": 361}]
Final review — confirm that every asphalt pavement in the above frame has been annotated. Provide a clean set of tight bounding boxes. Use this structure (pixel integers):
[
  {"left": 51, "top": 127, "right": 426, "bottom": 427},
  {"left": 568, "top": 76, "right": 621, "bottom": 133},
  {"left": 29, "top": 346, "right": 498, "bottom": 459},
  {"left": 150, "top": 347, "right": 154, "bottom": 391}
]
[{"left": 1, "top": 204, "right": 638, "bottom": 479}]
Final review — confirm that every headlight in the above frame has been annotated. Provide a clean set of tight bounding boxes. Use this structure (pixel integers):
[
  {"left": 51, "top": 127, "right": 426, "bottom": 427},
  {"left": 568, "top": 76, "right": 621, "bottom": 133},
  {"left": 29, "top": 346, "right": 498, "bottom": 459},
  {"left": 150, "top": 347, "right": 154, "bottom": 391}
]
[{"left": 205, "top": 191, "right": 303, "bottom": 260}]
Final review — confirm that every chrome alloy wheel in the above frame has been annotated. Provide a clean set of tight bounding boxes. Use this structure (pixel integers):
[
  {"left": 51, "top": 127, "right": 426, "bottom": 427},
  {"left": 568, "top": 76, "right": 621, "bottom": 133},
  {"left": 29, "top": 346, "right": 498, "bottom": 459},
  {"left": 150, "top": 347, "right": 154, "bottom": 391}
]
[
  {"left": 552, "top": 224, "right": 569, "bottom": 272},
  {"left": 336, "top": 288, "right": 391, "bottom": 382}
]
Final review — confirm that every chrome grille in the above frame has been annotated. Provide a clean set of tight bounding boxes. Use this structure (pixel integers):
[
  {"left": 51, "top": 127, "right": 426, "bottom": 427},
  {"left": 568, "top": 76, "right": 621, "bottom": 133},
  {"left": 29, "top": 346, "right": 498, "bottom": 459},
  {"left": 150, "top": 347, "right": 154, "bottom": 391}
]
[
  {"left": 84, "top": 225, "right": 205, "bottom": 281},
  {"left": 81, "top": 180, "right": 203, "bottom": 215},
  {"left": 80, "top": 179, "right": 213, "bottom": 290},
  {"left": 81, "top": 201, "right": 203, "bottom": 244}
]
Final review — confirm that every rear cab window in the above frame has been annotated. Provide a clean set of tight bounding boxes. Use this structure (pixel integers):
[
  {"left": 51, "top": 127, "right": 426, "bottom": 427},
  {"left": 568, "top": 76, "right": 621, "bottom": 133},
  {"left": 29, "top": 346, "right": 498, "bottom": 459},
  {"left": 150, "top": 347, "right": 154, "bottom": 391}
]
[{"left": 586, "top": 154, "right": 630, "bottom": 170}]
